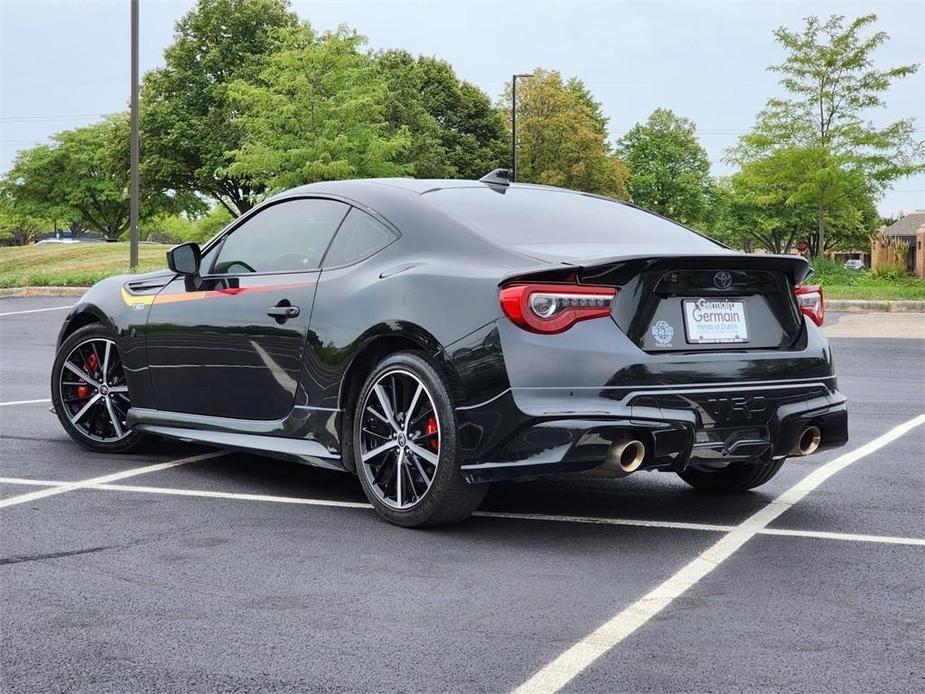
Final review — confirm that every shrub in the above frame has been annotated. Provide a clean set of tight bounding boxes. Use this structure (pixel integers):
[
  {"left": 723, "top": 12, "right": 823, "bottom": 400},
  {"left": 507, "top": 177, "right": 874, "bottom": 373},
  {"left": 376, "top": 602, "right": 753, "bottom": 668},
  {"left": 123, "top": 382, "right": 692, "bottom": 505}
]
[
  {"left": 870, "top": 233, "right": 909, "bottom": 277},
  {"left": 193, "top": 206, "right": 234, "bottom": 243}
]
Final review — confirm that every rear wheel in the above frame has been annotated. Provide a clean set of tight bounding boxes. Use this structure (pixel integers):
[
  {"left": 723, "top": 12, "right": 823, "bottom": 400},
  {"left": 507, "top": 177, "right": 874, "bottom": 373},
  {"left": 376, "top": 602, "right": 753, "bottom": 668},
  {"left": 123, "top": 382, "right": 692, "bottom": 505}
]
[
  {"left": 51, "top": 323, "right": 147, "bottom": 453},
  {"left": 353, "top": 352, "right": 487, "bottom": 527},
  {"left": 676, "top": 458, "right": 785, "bottom": 493}
]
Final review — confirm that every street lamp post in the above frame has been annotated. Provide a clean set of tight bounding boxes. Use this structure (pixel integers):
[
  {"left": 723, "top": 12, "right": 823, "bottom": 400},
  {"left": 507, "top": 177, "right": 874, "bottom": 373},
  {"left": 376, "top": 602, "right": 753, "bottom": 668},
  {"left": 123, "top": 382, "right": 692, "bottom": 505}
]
[
  {"left": 129, "top": 0, "right": 140, "bottom": 268},
  {"left": 511, "top": 73, "right": 531, "bottom": 182}
]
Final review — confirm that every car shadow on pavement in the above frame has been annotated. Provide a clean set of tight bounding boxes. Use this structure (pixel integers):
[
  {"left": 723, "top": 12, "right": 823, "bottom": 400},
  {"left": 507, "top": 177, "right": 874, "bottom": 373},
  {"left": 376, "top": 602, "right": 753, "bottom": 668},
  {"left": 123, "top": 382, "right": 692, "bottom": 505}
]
[{"left": 143, "top": 448, "right": 787, "bottom": 530}]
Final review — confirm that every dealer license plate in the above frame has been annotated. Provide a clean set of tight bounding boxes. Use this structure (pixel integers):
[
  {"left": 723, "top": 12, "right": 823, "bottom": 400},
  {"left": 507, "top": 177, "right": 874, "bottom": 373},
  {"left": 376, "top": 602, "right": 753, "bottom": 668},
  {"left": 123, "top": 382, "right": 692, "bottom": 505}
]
[{"left": 683, "top": 298, "right": 749, "bottom": 344}]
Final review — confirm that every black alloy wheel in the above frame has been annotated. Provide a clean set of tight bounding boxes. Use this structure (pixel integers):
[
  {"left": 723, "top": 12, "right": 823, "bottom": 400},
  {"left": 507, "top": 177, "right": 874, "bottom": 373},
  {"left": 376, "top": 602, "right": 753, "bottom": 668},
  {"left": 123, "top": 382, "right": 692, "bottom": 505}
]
[
  {"left": 353, "top": 352, "right": 487, "bottom": 526},
  {"left": 51, "top": 324, "right": 147, "bottom": 453}
]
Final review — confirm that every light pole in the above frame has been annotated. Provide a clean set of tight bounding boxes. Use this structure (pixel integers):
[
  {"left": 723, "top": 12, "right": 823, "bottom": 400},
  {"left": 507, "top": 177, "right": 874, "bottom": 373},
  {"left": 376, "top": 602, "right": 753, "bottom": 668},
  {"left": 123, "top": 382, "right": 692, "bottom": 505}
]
[
  {"left": 129, "top": 0, "right": 140, "bottom": 268},
  {"left": 511, "top": 73, "right": 531, "bottom": 182}
]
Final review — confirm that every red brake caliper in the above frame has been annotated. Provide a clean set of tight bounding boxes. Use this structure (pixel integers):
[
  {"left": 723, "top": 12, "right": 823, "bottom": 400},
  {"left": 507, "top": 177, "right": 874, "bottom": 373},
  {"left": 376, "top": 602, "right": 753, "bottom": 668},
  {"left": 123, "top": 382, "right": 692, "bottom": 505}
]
[
  {"left": 424, "top": 416, "right": 439, "bottom": 452},
  {"left": 77, "top": 353, "right": 99, "bottom": 399}
]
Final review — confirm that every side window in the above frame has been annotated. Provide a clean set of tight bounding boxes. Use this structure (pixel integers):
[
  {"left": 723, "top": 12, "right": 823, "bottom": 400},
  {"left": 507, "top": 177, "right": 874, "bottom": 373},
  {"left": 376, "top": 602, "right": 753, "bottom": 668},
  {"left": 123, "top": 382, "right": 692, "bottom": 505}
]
[
  {"left": 322, "top": 208, "right": 396, "bottom": 267},
  {"left": 211, "top": 198, "right": 349, "bottom": 274}
]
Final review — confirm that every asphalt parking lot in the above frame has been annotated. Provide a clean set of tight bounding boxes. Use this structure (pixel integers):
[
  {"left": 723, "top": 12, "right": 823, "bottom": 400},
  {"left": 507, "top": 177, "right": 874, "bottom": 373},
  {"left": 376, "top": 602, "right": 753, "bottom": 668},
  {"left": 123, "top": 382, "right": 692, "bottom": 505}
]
[{"left": 1, "top": 296, "right": 923, "bottom": 693}]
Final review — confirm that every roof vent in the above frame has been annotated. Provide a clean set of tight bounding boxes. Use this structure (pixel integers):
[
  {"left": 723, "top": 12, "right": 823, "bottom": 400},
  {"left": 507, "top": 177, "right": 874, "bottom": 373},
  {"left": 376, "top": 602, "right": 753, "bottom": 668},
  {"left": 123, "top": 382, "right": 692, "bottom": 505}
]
[{"left": 479, "top": 168, "right": 511, "bottom": 186}]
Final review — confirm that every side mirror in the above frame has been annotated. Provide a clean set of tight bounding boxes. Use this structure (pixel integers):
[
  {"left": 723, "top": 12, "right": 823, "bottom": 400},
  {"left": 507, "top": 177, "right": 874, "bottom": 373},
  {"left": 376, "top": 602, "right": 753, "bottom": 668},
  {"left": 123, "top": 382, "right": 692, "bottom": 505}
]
[{"left": 167, "top": 243, "right": 201, "bottom": 275}]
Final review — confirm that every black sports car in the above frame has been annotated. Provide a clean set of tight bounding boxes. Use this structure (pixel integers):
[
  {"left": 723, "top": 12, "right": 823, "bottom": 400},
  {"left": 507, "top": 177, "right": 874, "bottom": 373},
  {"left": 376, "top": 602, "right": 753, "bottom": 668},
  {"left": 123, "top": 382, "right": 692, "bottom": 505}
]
[{"left": 51, "top": 172, "right": 848, "bottom": 526}]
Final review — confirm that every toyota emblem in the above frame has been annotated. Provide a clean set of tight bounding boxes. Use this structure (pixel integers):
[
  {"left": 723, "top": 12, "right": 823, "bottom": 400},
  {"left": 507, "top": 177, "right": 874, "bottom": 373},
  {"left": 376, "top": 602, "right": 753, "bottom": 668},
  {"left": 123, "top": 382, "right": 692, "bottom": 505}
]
[{"left": 713, "top": 271, "right": 733, "bottom": 289}]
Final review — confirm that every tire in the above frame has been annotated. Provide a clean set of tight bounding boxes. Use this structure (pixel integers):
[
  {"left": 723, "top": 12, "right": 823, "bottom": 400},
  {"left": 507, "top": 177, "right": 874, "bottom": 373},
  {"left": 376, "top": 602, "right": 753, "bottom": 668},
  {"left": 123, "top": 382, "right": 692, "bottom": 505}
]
[
  {"left": 352, "top": 351, "right": 488, "bottom": 527},
  {"left": 676, "top": 458, "right": 785, "bottom": 493},
  {"left": 51, "top": 323, "right": 147, "bottom": 453}
]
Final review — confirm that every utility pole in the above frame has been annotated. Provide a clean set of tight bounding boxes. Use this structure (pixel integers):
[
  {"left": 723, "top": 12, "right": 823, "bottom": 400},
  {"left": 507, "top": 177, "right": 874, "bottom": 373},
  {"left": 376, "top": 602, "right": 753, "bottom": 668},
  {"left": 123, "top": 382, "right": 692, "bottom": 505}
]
[
  {"left": 129, "top": 0, "right": 140, "bottom": 268},
  {"left": 511, "top": 73, "right": 531, "bottom": 182}
]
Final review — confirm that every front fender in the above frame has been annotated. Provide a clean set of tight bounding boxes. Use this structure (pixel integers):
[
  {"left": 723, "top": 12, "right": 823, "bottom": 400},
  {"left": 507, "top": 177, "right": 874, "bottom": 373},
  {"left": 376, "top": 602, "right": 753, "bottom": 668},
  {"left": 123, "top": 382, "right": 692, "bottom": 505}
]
[
  {"left": 55, "top": 273, "right": 165, "bottom": 409},
  {"left": 56, "top": 279, "right": 125, "bottom": 347}
]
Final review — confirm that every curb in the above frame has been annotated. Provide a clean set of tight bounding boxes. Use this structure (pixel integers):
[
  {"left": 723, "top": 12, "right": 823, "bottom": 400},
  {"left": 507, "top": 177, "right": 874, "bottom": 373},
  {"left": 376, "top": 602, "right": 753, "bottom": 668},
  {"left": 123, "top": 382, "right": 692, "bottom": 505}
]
[
  {"left": 0, "top": 286, "right": 88, "bottom": 298},
  {"left": 827, "top": 299, "right": 925, "bottom": 313}
]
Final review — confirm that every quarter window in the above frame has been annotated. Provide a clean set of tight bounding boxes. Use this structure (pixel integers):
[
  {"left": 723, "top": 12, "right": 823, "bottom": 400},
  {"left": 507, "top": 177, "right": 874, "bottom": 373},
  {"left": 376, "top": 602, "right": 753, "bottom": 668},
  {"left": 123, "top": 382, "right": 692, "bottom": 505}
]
[
  {"left": 322, "top": 208, "right": 396, "bottom": 267},
  {"left": 211, "top": 198, "right": 349, "bottom": 274}
]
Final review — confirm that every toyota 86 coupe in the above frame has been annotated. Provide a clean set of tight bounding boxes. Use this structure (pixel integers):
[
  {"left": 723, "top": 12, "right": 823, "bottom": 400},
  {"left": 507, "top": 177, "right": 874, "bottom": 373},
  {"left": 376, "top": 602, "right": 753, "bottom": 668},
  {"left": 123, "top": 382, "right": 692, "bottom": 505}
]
[{"left": 51, "top": 171, "right": 848, "bottom": 526}]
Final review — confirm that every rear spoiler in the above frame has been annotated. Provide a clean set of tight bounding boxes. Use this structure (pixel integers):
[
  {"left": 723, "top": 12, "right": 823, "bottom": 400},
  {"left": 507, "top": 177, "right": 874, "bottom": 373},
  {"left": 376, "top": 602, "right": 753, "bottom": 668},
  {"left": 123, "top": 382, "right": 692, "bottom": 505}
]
[{"left": 501, "top": 252, "right": 812, "bottom": 286}]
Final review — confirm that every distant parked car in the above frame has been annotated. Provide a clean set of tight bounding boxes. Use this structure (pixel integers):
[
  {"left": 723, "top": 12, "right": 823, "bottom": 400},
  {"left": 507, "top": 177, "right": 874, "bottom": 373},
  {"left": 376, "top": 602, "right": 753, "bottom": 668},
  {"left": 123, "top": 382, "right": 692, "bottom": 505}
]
[{"left": 843, "top": 259, "right": 865, "bottom": 270}]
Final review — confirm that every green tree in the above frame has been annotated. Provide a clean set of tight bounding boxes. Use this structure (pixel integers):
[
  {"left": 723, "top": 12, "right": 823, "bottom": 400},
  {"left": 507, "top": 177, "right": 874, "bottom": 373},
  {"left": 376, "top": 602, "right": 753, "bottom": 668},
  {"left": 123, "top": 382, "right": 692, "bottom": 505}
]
[
  {"left": 617, "top": 108, "right": 714, "bottom": 227},
  {"left": 141, "top": 0, "right": 298, "bottom": 215},
  {"left": 226, "top": 25, "right": 410, "bottom": 191},
  {"left": 729, "top": 14, "right": 923, "bottom": 256},
  {"left": 376, "top": 50, "right": 507, "bottom": 179},
  {"left": 1, "top": 143, "right": 88, "bottom": 238},
  {"left": 716, "top": 148, "right": 878, "bottom": 254},
  {"left": 502, "top": 69, "right": 629, "bottom": 198},
  {"left": 0, "top": 191, "right": 47, "bottom": 246},
  {"left": 194, "top": 205, "right": 234, "bottom": 243},
  {"left": 2, "top": 115, "right": 180, "bottom": 241}
]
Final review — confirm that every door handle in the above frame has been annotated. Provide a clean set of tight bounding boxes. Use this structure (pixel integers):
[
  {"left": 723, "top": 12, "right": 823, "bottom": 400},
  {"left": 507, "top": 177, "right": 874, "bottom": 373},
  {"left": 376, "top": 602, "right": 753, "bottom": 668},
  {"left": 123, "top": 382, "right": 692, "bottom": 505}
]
[{"left": 266, "top": 302, "right": 300, "bottom": 323}]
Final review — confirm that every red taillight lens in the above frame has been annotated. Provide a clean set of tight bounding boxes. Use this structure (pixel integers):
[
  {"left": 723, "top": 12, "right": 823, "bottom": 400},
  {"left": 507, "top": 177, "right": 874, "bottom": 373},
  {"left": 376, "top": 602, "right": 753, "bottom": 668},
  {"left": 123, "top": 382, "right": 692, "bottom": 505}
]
[
  {"left": 499, "top": 283, "right": 617, "bottom": 334},
  {"left": 794, "top": 284, "right": 824, "bottom": 327}
]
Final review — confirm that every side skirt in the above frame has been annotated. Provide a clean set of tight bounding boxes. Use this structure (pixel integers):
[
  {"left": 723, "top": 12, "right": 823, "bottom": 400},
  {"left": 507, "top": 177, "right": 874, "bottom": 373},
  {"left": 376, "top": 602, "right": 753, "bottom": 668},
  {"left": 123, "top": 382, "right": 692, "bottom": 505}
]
[{"left": 128, "top": 407, "right": 343, "bottom": 470}]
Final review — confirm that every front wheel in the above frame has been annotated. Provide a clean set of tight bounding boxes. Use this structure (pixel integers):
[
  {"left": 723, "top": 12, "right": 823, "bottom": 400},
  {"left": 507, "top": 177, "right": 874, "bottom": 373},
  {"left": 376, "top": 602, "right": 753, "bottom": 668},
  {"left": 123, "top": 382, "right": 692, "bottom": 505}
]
[
  {"left": 676, "top": 458, "right": 785, "bottom": 493},
  {"left": 51, "top": 323, "right": 147, "bottom": 453},
  {"left": 353, "top": 352, "right": 487, "bottom": 527}
]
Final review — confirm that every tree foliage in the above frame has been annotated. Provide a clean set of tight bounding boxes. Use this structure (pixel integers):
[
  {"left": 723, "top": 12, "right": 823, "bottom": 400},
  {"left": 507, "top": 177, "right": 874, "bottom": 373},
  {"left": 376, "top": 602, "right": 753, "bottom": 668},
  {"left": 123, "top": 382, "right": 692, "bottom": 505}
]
[
  {"left": 141, "top": 0, "right": 299, "bottom": 215},
  {"left": 2, "top": 115, "right": 180, "bottom": 241},
  {"left": 502, "top": 69, "right": 629, "bottom": 199},
  {"left": 226, "top": 25, "right": 411, "bottom": 192},
  {"left": 617, "top": 108, "right": 713, "bottom": 227},
  {"left": 1, "top": 143, "right": 85, "bottom": 238},
  {"left": 0, "top": 191, "right": 47, "bottom": 246},
  {"left": 376, "top": 50, "right": 507, "bottom": 179},
  {"left": 728, "top": 14, "right": 923, "bottom": 255}
]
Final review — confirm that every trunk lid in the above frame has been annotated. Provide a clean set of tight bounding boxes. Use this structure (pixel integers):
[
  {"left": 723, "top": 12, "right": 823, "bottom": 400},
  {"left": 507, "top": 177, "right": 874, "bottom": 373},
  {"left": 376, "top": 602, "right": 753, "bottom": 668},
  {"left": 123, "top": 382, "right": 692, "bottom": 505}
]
[{"left": 503, "top": 252, "right": 810, "bottom": 352}]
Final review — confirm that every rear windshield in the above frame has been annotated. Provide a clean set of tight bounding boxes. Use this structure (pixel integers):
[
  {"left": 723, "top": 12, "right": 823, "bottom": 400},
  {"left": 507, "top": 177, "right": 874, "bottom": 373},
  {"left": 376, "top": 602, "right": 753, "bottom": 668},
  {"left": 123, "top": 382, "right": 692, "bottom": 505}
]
[{"left": 423, "top": 186, "right": 723, "bottom": 255}]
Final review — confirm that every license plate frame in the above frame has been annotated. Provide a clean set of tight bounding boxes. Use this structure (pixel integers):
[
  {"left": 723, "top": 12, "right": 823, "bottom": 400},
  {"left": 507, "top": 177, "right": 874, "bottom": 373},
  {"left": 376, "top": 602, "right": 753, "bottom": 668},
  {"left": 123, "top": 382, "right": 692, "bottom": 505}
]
[{"left": 682, "top": 298, "right": 749, "bottom": 344}]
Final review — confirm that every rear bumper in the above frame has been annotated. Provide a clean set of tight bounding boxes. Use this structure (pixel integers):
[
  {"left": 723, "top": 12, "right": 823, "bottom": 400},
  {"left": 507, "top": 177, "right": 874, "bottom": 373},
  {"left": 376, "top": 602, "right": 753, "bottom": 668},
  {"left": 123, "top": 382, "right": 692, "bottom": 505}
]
[{"left": 457, "top": 379, "right": 848, "bottom": 483}]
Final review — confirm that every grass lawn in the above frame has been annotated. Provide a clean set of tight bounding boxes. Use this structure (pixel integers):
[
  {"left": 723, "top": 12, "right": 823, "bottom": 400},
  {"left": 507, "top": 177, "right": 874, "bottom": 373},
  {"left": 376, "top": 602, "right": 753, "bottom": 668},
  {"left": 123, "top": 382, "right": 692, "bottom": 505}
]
[
  {"left": 821, "top": 283, "right": 925, "bottom": 301},
  {"left": 0, "top": 242, "right": 169, "bottom": 288},
  {"left": 809, "top": 260, "right": 925, "bottom": 301}
]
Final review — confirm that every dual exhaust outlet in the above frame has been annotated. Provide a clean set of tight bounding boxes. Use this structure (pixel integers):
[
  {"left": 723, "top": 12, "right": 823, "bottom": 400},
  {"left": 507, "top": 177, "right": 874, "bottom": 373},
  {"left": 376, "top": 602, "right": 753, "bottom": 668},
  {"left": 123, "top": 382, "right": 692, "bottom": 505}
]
[{"left": 600, "top": 424, "right": 822, "bottom": 477}]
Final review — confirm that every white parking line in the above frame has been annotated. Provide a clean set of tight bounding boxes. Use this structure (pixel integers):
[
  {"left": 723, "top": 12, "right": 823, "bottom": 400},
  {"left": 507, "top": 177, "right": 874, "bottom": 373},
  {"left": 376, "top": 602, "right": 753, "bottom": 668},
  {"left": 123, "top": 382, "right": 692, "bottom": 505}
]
[
  {"left": 512, "top": 413, "right": 925, "bottom": 694},
  {"left": 0, "top": 475, "right": 922, "bottom": 548},
  {"left": 0, "top": 305, "right": 72, "bottom": 317},
  {"left": 473, "top": 510, "right": 925, "bottom": 547},
  {"left": 0, "top": 451, "right": 226, "bottom": 509},
  {"left": 0, "top": 398, "right": 51, "bottom": 407}
]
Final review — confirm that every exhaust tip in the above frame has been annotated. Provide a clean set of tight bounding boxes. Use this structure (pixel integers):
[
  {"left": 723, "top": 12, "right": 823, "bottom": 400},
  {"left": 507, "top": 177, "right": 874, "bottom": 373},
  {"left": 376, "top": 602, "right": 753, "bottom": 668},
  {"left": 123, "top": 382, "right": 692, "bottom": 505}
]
[
  {"left": 791, "top": 425, "right": 822, "bottom": 456},
  {"left": 606, "top": 439, "right": 646, "bottom": 474}
]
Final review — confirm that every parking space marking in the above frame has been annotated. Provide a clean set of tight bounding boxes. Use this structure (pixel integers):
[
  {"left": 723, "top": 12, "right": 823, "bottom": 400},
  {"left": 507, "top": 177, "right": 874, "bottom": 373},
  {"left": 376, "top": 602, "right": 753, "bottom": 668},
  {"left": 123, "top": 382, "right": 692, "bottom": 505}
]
[
  {"left": 0, "top": 398, "right": 51, "bottom": 407},
  {"left": 1, "top": 476, "right": 922, "bottom": 548},
  {"left": 512, "top": 413, "right": 925, "bottom": 694},
  {"left": 0, "top": 451, "right": 226, "bottom": 509},
  {"left": 473, "top": 510, "right": 925, "bottom": 546},
  {"left": 0, "top": 305, "right": 72, "bottom": 317}
]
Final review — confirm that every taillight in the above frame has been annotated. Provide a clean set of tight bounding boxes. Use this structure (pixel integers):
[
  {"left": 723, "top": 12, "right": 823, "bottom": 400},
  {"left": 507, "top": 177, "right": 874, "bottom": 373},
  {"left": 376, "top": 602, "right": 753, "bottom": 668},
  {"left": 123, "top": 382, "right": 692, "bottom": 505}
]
[
  {"left": 499, "top": 283, "right": 617, "bottom": 334},
  {"left": 794, "top": 284, "right": 824, "bottom": 327}
]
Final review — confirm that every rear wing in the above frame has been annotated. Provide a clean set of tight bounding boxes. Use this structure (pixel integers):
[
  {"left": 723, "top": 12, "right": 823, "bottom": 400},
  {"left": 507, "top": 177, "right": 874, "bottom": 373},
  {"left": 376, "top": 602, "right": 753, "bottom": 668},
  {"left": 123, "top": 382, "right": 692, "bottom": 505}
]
[{"left": 501, "top": 252, "right": 812, "bottom": 287}]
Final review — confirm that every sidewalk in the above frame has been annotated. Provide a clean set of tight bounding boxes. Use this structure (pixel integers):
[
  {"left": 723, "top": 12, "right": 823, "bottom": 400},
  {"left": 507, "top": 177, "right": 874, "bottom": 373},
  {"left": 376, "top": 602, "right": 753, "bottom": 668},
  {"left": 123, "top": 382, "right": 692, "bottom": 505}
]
[{"left": 824, "top": 312, "right": 925, "bottom": 339}]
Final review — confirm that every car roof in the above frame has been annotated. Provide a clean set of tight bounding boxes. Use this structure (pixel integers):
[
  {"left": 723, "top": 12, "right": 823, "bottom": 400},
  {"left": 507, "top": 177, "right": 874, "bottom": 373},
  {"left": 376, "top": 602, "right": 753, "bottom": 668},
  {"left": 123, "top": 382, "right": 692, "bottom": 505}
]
[{"left": 285, "top": 177, "right": 591, "bottom": 198}]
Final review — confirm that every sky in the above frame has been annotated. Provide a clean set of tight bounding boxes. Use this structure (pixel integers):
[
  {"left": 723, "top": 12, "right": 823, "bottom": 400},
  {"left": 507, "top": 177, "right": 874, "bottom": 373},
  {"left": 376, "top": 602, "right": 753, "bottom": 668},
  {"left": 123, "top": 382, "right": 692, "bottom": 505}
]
[{"left": 1, "top": 0, "right": 923, "bottom": 217}]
